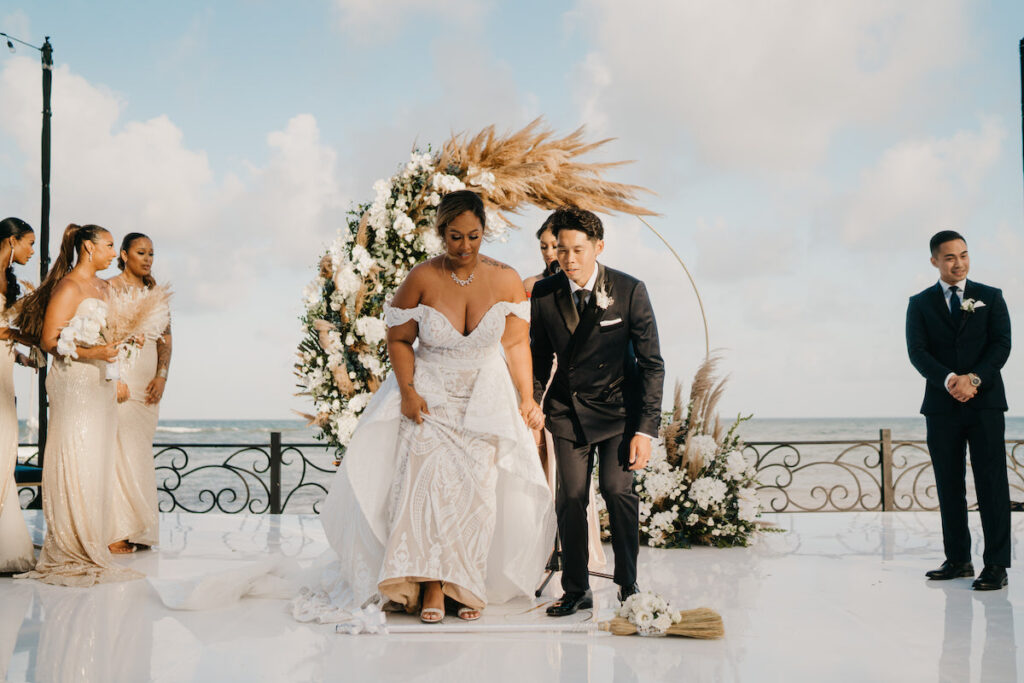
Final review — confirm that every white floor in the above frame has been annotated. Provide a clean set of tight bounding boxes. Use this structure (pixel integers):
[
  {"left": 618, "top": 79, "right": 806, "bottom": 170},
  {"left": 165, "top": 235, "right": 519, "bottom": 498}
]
[{"left": 2, "top": 510, "right": 1024, "bottom": 682}]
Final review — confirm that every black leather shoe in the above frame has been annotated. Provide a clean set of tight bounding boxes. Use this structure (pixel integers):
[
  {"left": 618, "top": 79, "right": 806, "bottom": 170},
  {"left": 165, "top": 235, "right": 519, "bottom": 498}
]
[
  {"left": 546, "top": 590, "right": 593, "bottom": 617},
  {"left": 972, "top": 565, "right": 1008, "bottom": 591},
  {"left": 617, "top": 583, "right": 639, "bottom": 603},
  {"left": 925, "top": 561, "right": 974, "bottom": 580}
]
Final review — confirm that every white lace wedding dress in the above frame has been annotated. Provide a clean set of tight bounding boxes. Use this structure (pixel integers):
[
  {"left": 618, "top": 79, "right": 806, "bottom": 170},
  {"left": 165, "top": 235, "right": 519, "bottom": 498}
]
[{"left": 293, "top": 301, "right": 555, "bottom": 620}]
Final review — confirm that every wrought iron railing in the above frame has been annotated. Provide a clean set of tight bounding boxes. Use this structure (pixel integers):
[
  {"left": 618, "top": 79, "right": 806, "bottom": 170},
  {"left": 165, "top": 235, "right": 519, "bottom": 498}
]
[
  {"left": 16, "top": 429, "right": 1024, "bottom": 514},
  {"left": 750, "top": 429, "right": 1024, "bottom": 512}
]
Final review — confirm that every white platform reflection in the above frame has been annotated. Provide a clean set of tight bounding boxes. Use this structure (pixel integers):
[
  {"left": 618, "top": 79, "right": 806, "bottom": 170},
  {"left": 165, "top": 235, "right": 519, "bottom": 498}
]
[{"left": 2, "top": 510, "right": 1023, "bottom": 682}]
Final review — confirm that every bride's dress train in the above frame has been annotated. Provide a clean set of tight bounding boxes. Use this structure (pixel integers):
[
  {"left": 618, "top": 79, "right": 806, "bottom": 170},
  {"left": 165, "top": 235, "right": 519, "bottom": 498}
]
[{"left": 293, "top": 301, "right": 555, "bottom": 620}]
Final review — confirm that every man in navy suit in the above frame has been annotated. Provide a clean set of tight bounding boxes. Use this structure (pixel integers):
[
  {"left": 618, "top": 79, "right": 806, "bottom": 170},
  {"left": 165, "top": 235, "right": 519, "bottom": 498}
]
[{"left": 906, "top": 230, "right": 1012, "bottom": 590}]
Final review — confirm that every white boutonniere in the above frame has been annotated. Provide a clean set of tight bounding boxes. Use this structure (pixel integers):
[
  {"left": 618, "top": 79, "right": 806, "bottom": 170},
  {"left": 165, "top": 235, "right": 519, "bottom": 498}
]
[
  {"left": 594, "top": 286, "right": 613, "bottom": 310},
  {"left": 961, "top": 298, "right": 986, "bottom": 313}
]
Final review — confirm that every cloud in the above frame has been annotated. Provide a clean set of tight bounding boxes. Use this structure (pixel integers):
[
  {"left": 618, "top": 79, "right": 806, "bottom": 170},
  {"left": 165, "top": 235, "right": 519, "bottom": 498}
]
[
  {"left": 829, "top": 118, "right": 1005, "bottom": 249},
  {"left": 571, "top": 0, "right": 970, "bottom": 174},
  {"left": 694, "top": 218, "right": 799, "bottom": 282},
  {"left": 0, "top": 57, "right": 347, "bottom": 311},
  {"left": 0, "top": 56, "right": 214, "bottom": 240}
]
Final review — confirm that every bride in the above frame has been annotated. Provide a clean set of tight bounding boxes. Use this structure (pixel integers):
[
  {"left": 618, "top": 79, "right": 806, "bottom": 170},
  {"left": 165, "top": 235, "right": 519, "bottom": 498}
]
[{"left": 296, "top": 190, "right": 555, "bottom": 623}]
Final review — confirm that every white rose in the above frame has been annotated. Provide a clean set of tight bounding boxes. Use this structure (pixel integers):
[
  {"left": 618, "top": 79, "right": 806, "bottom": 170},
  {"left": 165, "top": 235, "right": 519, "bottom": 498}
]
[{"left": 355, "top": 316, "right": 387, "bottom": 346}]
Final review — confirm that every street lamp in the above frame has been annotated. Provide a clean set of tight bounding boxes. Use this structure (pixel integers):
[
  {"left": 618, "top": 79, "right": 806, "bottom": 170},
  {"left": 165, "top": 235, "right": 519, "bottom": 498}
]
[{"left": 0, "top": 32, "right": 53, "bottom": 461}]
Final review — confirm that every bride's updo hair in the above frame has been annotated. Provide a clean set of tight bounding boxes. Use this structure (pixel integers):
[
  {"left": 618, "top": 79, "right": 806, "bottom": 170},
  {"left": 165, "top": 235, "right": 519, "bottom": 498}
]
[
  {"left": 16, "top": 223, "right": 109, "bottom": 343},
  {"left": 0, "top": 217, "right": 34, "bottom": 309},
  {"left": 434, "top": 190, "right": 486, "bottom": 237}
]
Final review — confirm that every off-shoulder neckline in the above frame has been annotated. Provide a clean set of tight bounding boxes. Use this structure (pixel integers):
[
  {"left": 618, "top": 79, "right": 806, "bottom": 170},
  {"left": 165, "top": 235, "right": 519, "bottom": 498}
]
[{"left": 387, "top": 301, "right": 527, "bottom": 337}]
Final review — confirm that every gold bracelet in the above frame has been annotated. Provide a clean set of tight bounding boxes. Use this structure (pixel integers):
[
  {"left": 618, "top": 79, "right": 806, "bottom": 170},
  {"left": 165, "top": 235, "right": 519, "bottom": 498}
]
[{"left": 157, "top": 368, "right": 168, "bottom": 379}]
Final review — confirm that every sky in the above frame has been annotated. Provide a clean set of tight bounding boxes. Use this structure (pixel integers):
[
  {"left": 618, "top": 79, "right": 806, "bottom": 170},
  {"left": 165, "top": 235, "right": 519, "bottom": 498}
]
[{"left": 1, "top": 1, "right": 1022, "bottom": 420}]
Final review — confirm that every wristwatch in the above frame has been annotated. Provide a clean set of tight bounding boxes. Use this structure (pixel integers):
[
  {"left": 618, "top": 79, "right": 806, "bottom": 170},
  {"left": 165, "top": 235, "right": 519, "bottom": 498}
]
[{"left": 968, "top": 373, "right": 982, "bottom": 387}]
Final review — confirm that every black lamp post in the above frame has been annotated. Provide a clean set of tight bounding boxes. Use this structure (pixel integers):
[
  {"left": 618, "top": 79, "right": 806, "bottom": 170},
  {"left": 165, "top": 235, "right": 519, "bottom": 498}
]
[{"left": 1, "top": 32, "right": 53, "bottom": 461}]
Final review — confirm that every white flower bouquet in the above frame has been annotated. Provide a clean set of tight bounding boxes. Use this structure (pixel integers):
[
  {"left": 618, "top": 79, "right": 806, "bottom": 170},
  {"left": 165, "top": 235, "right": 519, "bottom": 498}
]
[
  {"left": 601, "top": 590, "right": 724, "bottom": 639},
  {"left": 617, "top": 591, "right": 681, "bottom": 636},
  {"left": 55, "top": 286, "right": 172, "bottom": 381}
]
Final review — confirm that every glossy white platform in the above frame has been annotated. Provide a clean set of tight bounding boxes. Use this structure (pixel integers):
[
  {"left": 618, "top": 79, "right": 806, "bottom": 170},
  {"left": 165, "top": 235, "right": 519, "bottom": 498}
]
[{"left": 2, "top": 510, "right": 1023, "bottom": 682}]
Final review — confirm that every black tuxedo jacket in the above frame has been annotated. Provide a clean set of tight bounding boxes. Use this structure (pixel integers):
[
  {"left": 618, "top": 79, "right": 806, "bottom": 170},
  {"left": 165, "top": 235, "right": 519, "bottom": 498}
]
[
  {"left": 530, "top": 264, "right": 665, "bottom": 444},
  {"left": 906, "top": 280, "right": 1011, "bottom": 415}
]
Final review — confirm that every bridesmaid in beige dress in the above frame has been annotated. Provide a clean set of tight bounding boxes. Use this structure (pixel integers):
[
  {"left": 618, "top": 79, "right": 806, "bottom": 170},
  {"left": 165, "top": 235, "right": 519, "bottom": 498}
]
[
  {"left": 523, "top": 219, "right": 607, "bottom": 572},
  {"left": 0, "top": 217, "right": 38, "bottom": 574},
  {"left": 15, "top": 223, "right": 142, "bottom": 586},
  {"left": 108, "top": 233, "right": 170, "bottom": 550}
]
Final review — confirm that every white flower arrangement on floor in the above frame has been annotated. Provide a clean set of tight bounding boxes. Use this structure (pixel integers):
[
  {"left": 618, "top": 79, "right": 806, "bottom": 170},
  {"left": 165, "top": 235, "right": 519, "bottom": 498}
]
[
  {"left": 295, "top": 120, "right": 655, "bottom": 459},
  {"left": 617, "top": 590, "right": 682, "bottom": 636},
  {"left": 597, "top": 354, "right": 770, "bottom": 548}
]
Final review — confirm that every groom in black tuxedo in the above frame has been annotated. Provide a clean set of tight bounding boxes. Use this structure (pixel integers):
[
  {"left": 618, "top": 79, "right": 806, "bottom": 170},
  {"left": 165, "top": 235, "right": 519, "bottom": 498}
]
[
  {"left": 906, "top": 230, "right": 1012, "bottom": 590},
  {"left": 530, "top": 208, "right": 665, "bottom": 616}
]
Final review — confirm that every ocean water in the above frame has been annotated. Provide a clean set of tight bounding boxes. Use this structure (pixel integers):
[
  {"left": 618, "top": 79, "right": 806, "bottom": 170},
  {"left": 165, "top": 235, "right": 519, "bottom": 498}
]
[
  {"left": 17, "top": 417, "right": 1024, "bottom": 514},
  {"left": 17, "top": 416, "right": 1024, "bottom": 447}
]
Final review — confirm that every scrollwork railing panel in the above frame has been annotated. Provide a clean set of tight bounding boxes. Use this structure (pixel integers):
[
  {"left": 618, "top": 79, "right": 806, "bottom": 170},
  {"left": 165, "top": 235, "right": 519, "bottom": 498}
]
[
  {"left": 748, "top": 441, "right": 883, "bottom": 512},
  {"left": 14, "top": 434, "right": 1024, "bottom": 514}
]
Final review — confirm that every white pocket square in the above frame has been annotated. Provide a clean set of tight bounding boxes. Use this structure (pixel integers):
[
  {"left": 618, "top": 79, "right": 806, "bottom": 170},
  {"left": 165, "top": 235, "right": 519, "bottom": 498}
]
[{"left": 599, "top": 318, "right": 623, "bottom": 327}]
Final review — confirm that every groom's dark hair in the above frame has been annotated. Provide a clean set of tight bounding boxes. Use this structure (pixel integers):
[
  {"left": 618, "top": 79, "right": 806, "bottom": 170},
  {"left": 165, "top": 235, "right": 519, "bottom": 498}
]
[
  {"left": 545, "top": 207, "right": 603, "bottom": 242},
  {"left": 930, "top": 230, "right": 966, "bottom": 255}
]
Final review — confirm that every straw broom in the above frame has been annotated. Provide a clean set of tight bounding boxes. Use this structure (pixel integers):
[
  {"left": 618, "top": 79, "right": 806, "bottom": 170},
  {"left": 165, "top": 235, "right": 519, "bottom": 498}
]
[{"left": 600, "top": 608, "right": 725, "bottom": 639}]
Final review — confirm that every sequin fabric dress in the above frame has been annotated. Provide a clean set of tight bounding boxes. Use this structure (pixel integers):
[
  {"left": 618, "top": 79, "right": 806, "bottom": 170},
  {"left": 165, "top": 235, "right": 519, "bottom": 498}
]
[{"left": 18, "top": 298, "right": 142, "bottom": 586}]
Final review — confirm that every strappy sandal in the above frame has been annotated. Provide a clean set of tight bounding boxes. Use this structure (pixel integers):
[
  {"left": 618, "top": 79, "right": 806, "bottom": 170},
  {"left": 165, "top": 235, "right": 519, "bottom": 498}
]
[
  {"left": 456, "top": 607, "right": 481, "bottom": 621},
  {"left": 420, "top": 607, "right": 444, "bottom": 623}
]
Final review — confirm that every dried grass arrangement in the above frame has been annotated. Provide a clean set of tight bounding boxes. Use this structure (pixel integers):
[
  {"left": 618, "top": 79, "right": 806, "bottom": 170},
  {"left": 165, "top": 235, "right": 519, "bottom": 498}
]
[{"left": 104, "top": 284, "right": 172, "bottom": 345}]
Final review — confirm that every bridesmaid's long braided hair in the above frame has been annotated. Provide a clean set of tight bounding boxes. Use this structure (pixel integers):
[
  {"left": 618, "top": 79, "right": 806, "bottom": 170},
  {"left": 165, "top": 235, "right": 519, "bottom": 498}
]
[
  {"left": 16, "top": 223, "right": 109, "bottom": 344},
  {"left": 0, "top": 217, "right": 34, "bottom": 309}
]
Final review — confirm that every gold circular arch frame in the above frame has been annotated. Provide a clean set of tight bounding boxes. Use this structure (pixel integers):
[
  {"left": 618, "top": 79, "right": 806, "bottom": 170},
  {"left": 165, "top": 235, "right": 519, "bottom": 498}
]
[{"left": 635, "top": 216, "right": 710, "bottom": 358}]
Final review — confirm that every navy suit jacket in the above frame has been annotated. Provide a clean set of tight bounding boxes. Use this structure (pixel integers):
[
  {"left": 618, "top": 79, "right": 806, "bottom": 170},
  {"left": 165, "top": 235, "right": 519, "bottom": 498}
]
[{"left": 905, "top": 280, "right": 1011, "bottom": 415}]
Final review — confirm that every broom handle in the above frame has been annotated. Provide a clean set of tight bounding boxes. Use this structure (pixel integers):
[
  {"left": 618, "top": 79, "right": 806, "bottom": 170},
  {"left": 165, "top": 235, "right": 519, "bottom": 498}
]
[{"left": 341, "top": 623, "right": 610, "bottom": 635}]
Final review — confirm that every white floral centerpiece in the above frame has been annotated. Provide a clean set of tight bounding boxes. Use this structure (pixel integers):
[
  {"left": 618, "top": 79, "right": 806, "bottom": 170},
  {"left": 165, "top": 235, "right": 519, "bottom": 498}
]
[
  {"left": 296, "top": 120, "right": 655, "bottom": 459},
  {"left": 617, "top": 591, "right": 682, "bottom": 637},
  {"left": 597, "top": 354, "right": 770, "bottom": 548}
]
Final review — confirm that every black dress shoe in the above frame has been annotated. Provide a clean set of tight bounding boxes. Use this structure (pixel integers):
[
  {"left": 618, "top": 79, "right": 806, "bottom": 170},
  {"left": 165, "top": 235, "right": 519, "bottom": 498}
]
[
  {"left": 972, "top": 565, "right": 1008, "bottom": 591},
  {"left": 546, "top": 590, "right": 593, "bottom": 617},
  {"left": 617, "top": 583, "right": 639, "bottom": 603},
  {"left": 925, "top": 561, "right": 974, "bottom": 580}
]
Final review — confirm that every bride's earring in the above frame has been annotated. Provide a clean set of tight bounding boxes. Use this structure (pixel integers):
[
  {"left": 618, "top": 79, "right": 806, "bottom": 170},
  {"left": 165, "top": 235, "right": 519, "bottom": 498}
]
[{"left": 87, "top": 250, "right": 93, "bottom": 263}]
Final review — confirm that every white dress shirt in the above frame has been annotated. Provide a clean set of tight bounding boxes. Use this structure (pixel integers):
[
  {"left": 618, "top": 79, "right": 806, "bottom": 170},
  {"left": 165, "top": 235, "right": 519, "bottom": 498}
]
[
  {"left": 567, "top": 264, "right": 653, "bottom": 441},
  {"left": 567, "top": 265, "right": 599, "bottom": 302},
  {"left": 939, "top": 279, "right": 967, "bottom": 393}
]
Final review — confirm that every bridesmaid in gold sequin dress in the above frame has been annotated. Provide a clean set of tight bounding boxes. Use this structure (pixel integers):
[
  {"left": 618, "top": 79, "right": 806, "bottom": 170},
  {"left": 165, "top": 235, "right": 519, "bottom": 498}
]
[{"left": 15, "top": 224, "right": 142, "bottom": 586}]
